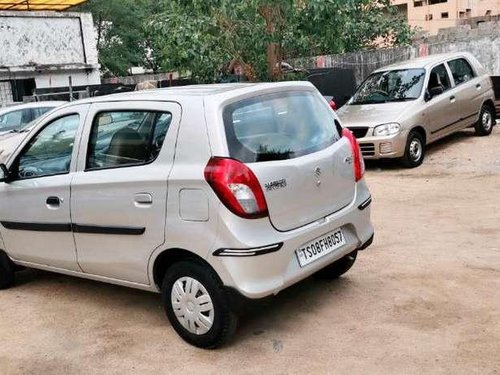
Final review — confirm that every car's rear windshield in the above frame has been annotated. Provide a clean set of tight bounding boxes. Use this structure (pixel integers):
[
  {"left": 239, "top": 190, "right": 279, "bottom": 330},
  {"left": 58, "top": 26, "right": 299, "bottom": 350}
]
[{"left": 223, "top": 91, "right": 340, "bottom": 163}]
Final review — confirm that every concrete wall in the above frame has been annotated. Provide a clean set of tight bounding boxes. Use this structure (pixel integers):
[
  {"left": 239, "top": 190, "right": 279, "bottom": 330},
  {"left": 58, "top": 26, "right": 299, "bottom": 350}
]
[
  {"left": 0, "top": 10, "right": 100, "bottom": 102},
  {"left": 293, "top": 20, "right": 500, "bottom": 86}
]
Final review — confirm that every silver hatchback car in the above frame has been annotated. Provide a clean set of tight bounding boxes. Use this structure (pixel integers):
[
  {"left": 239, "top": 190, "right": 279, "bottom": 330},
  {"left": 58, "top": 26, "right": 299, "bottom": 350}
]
[
  {"left": 0, "top": 82, "right": 373, "bottom": 348},
  {"left": 337, "top": 52, "right": 496, "bottom": 167}
]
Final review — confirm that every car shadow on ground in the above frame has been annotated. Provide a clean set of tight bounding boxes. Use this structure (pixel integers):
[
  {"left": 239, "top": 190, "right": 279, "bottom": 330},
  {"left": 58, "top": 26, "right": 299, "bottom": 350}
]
[
  {"left": 13, "top": 268, "right": 164, "bottom": 319},
  {"left": 12, "top": 266, "right": 357, "bottom": 346},
  {"left": 364, "top": 129, "right": 476, "bottom": 171}
]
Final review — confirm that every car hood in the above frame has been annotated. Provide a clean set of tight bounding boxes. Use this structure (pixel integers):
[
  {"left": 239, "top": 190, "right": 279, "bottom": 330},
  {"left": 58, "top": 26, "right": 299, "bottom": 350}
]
[{"left": 337, "top": 101, "right": 418, "bottom": 127}]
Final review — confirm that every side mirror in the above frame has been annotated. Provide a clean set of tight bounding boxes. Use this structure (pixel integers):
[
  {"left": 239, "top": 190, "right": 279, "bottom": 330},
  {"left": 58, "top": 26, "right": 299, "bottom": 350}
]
[
  {"left": 428, "top": 86, "right": 444, "bottom": 100},
  {"left": 0, "top": 164, "right": 9, "bottom": 183}
]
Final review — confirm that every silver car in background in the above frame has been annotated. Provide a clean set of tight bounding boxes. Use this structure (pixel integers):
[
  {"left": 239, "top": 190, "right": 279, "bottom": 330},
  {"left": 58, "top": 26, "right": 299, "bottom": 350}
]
[{"left": 337, "top": 52, "right": 496, "bottom": 167}]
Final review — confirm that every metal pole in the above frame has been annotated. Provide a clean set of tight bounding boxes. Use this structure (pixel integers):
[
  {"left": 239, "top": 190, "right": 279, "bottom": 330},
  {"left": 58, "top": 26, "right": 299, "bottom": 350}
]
[{"left": 69, "top": 76, "right": 73, "bottom": 101}]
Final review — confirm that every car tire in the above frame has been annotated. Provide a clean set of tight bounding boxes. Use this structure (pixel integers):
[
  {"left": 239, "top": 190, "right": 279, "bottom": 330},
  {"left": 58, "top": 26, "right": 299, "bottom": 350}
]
[
  {"left": 401, "top": 130, "right": 425, "bottom": 168},
  {"left": 0, "top": 250, "right": 15, "bottom": 290},
  {"left": 161, "top": 260, "right": 238, "bottom": 349},
  {"left": 315, "top": 251, "right": 357, "bottom": 280},
  {"left": 474, "top": 104, "right": 495, "bottom": 136}
]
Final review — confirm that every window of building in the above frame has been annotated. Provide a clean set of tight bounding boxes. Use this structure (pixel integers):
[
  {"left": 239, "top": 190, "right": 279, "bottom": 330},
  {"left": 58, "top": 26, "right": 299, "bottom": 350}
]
[
  {"left": 425, "top": 14, "right": 433, "bottom": 21},
  {"left": 414, "top": 1, "right": 425, "bottom": 7},
  {"left": 441, "top": 12, "right": 449, "bottom": 18},
  {"left": 429, "top": 0, "right": 447, "bottom": 4}
]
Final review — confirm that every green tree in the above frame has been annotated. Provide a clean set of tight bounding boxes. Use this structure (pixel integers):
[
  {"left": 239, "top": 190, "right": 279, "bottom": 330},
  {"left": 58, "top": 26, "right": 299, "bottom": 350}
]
[
  {"left": 147, "top": 0, "right": 414, "bottom": 83},
  {"left": 77, "top": 0, "right": 158, "bottom": 76}
]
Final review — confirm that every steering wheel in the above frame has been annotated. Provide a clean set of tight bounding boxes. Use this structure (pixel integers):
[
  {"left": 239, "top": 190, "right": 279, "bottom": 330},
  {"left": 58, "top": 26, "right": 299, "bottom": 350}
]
[
  {"left": 19, "top": 166, "right": 44, "bottom": 178},
  {"left": 372, "top": 90, "right": 389, "bottom": 97}
]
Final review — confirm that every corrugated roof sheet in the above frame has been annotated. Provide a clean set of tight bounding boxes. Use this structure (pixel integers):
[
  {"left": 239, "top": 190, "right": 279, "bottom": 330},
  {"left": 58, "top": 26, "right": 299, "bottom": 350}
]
[{"left": 0, "top": 0, "right": 87, "bottom": 11}]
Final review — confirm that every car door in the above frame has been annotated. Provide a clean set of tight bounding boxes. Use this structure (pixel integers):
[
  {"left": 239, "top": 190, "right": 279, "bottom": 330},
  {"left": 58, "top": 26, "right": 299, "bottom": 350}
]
[
  {"left": 71, "top": 101, "right": 181, "bottom": 284},
  {"left": 0, "top": 105, "right": 89, "bottom": 270},
  {"left": 447, "top": 57, "right": 484, "bottom": 127},
  {"left": 424, "top": 63, "right": 460, "bottom": 138}
]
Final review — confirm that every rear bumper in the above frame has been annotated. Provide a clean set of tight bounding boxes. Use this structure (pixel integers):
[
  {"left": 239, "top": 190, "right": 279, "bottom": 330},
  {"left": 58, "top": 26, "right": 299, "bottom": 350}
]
[{"left": 208, "top": 180, "right": 374, "bottom": 299}]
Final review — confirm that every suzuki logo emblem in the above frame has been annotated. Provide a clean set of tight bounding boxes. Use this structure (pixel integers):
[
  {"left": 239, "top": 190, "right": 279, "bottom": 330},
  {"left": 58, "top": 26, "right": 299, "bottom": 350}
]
[{"left": 314, "top": 167, "right": 322, "bottom": 186}]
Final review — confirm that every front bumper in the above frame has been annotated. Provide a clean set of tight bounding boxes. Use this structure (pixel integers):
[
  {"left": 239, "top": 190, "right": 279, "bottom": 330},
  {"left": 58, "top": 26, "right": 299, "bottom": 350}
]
[
  {"left": 208, "top": 181, "right": 374, "bottom": 299},
  {"left": 358, "top": 132, "right": 407, "bottom": 159}
]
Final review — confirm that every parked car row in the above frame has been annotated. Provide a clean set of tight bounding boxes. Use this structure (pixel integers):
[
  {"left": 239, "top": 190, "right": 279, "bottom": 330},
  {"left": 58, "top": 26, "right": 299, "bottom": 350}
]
[{"left": 0, "top": 52, "right": 496, "bottom": 349}]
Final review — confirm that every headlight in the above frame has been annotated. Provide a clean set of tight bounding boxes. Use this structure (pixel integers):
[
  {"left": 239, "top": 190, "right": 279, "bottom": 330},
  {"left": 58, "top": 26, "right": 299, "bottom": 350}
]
[{"left": 373, "top": 123, "right": 401, "bottom": 136}]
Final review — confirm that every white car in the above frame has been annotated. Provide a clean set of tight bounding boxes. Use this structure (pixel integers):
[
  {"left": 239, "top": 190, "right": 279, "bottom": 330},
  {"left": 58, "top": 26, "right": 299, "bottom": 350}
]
[
  {"left": 0, "top": 101, "right": 66, "bottom": 135},
  {"left": 0, "top": 101, "right": 66, "bottom": 163},
  {"left": 0, "top": 83, "right": 373, "bottom": 348}
]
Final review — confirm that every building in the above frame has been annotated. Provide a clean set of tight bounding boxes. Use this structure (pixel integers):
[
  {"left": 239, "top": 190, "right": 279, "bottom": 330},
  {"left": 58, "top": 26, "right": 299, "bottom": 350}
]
[
  {"left": 393, "top": 0, "right": 500, "bottom": 34},
  {"left": 0, "top": 1, "right": 99, "bottom": 105}
]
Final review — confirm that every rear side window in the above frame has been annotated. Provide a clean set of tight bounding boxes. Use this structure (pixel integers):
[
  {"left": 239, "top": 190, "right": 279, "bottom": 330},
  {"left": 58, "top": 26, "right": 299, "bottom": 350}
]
[
  {"left": 32, "top": 107, "right": 55, "bottom": 118},
  {"left": 0, "top": 109, "right": 23, "bottom": 131},
  {"left": 223, "top": 91, "right": 340, "bottom": 163},
  {"left": 86, "top": 110, "right": 172, "bottom": 170},
  {"left": 448, "top": 58, "right": 475, "bottom": 85}
]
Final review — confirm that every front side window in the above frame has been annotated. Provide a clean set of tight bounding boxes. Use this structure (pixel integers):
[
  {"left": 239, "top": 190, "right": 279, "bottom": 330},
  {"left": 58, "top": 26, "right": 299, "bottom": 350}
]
[
  {"left": 350, "top": 69, "right": 426, "bottom": 104},
  {"left": 448, "top": 58, "right": 475, "bottom": 85},
  {"left": 223, "top": 91, "right": 340, "bottom": 163},
  {"left": 86, "top": 110, "right": 172, "bottom": 170},
  {"left": 15, "top": 114, "right": 80, "bottom": 179},
  {"left": 427, "top": 64, "right": 452, "bottom": 95}
]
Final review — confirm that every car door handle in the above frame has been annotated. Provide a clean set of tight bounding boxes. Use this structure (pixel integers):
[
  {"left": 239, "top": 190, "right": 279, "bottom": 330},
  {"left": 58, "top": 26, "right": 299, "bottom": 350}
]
[
  {"left": 134, "top": 193, "right": 153, "bottom": 205},
  {"left": 476, "top": 83, "right": 481, "bottom": 89},
  {"left": 449, "top": 96, "right": 456, "bottom": 103},
  {"left": 46, "top": 196, "right": 61, "bottom": 207}
]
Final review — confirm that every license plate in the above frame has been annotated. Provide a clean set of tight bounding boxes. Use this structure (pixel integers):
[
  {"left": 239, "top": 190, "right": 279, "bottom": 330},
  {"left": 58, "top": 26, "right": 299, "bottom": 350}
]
[{"left": 295, "top": 228, "right": 346, "bottom": 267}]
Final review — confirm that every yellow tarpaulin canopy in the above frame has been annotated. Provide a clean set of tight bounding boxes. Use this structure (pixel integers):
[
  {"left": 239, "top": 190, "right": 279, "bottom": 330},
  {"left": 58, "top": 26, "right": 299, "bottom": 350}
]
[{"left": 0, "top": 0, "right": 87, "bottom": 11}]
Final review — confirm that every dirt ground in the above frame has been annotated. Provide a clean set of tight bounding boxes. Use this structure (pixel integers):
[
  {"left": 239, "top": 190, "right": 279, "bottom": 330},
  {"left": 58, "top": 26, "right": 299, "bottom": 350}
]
[{"left": 1, "top": 126, "right": 499, "bottom": 375}]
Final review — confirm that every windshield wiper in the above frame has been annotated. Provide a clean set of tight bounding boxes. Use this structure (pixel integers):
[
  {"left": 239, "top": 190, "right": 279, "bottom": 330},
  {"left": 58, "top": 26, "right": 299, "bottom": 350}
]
[
  {"left": 387, "top": 98, "right": 417, "bottom": 102},
  {"left": 351, "top": 100, "right": 387, "bottom": 105}
]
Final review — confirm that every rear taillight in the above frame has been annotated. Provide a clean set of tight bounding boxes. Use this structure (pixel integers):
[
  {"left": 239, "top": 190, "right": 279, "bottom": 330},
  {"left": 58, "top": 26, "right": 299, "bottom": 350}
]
[
  {"left": 204, "top": 157, "right": 269, "bottom": 219},
  {"left": 328, "top": 99, "right": 337, "bottom": 111},
  {"left": 342, "top": 128, "right": 365, "bottom": 182}
]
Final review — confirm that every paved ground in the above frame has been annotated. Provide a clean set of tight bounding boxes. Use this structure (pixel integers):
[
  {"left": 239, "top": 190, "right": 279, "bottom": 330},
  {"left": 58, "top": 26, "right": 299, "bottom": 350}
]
[{"left": 1, "top": 126, "right": 499, "bottom": 374}]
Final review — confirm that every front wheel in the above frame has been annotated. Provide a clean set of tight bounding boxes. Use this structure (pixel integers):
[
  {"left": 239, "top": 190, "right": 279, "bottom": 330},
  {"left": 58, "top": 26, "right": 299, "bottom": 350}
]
[
  {"left": 0, "top": 251, "right": 15, "bottom": 290},
  {"left": 315, "top": 251, "right": 357, "bottom": 280},
  {"left": 401, "top": 130, "right": 425, "bottom": 168},
  {"left": 161, "top": 261, "right": 238, "bottom": 349},
  {"left": 475, "top": 105, "right": 495, "bottom": 136}
]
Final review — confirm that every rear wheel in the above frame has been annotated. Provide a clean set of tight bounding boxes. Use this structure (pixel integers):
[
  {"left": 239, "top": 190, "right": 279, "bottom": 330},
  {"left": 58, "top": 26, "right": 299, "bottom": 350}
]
[
  {"left": 315, "top": 251, "right": 357, "bottom": 280},
  {"left": 401, "top": 130, "right": 425, "bottom": 168},
  {"left": 474, "top": 104, "right": 495, "bottom": 136},
  {"left": 0, "top": 251, "right": 15, "bottom": 290},
  {"left": 161, "top": 261, "right": 238, "bottom": 349}
]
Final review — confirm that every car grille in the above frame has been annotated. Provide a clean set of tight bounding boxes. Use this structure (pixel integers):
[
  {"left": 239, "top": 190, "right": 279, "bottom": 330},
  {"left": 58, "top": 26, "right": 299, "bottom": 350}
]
[
  {"left": 347, "top": 127, "right": 369, "bottom": 139},
  {"left": 360, "top": 143, "right": 375, "bottom": 157}
]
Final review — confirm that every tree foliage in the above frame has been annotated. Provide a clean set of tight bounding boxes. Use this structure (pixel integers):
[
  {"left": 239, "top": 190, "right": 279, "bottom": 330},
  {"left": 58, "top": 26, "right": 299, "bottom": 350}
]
[
  {"left": 78, "top": 0, "right": 413, "bottom": 81},
  {"left": 77, "top": 0, "right": 158, "bottom": 76},
  {"left": 146, "top": 0, "right": 414, "bottom": 83}
]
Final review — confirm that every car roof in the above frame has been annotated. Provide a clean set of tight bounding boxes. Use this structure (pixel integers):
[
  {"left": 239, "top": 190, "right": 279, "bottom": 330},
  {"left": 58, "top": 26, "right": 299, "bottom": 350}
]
[
  {"left": 56, "top": 81, "right": 316, "bottom": 109},
  {"left": 373, "top": 52, "right": 475, "bottom": 72},
  {"left": 0, "top": 101, "right": 66, "bottom": 115}
]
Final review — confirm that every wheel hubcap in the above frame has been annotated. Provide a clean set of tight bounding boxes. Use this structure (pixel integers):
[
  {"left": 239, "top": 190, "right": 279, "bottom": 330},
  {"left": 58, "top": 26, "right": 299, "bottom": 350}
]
[
  {"left": 171, "top": 276, "right": 214, "bottom": 335},
  {"left": 482, "top": 111, "right": 493, "bottom": 132},
  {"left": 409, "top": 138, "right": 422, "bottom": 161}
]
